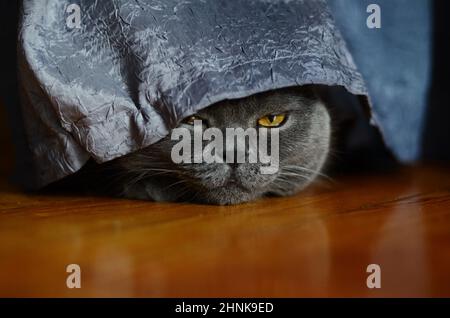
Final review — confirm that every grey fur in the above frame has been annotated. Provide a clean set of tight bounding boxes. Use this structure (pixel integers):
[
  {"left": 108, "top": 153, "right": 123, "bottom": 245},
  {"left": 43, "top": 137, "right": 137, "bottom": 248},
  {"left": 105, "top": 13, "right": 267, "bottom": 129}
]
[{"left": 114, "top": 86, "right": 331, "bottom": 205}]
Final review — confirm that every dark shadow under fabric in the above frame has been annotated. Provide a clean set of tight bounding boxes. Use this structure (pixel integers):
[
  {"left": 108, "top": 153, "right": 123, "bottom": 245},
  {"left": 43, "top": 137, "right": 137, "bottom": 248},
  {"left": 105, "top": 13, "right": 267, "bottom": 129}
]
[
  {"left": 422, "top": 0, "right": 450, "bottom": 162},
  {"left": 0, "top": 1, "right": 37, "bottom": 187}
]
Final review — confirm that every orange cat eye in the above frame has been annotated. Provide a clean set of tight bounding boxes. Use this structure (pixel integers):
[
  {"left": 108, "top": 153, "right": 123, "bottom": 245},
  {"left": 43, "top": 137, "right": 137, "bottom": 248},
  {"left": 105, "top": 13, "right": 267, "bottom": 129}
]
[{"left": 257, "top": 114, "right": 287, "bottom": 127}]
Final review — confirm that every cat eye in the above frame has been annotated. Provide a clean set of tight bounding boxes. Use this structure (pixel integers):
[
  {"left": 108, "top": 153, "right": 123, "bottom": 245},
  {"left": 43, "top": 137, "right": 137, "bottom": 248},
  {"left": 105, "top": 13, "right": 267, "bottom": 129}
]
[
  {"left": 257, "top": 114, "right": 287, "bottom": 128},
  {"left": 182, "top": 115, "right": 204, "bottom": 125}
]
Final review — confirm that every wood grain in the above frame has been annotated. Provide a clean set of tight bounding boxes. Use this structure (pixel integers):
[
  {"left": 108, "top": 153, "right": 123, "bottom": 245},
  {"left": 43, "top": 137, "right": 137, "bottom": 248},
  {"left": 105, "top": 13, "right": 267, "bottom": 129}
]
[{"left": 0, "top": 163, "right": 449, "bottom": 297}]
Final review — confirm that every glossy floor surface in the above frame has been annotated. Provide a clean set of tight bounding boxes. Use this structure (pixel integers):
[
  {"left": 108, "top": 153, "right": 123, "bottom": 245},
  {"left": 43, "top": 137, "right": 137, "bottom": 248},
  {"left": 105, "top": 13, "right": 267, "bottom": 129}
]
[{"left": 1, "top": 162, "right": 449, "bottom": 297}]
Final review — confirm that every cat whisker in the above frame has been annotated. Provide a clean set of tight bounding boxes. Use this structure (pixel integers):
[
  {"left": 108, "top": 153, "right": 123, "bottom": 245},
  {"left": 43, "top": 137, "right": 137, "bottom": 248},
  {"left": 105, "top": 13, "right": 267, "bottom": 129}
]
[
  {"left": 284, "top": 165, "right": 334, "bottom": 182},
  {"left": 163, "top": 179, "right": 190, "bottom": 191},
  {"left": 278, "top": 172, "right": 311, "bottom": 180},
  {"left": 175, "top": 185, "right": 194, "bottom": 201}
]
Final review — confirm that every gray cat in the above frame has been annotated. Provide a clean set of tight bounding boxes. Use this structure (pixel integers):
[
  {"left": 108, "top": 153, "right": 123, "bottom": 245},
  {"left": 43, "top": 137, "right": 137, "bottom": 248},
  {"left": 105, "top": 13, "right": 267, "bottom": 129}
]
[{"left": 111, "top": 86, "right": 331, "bottom": 205}]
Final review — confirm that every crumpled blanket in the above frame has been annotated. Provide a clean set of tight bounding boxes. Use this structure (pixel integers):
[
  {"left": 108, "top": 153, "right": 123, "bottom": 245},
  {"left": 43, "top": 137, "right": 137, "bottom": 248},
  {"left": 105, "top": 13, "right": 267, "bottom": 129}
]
[{"left": 18, "top": 0, "right": 369, "bottom": 188}]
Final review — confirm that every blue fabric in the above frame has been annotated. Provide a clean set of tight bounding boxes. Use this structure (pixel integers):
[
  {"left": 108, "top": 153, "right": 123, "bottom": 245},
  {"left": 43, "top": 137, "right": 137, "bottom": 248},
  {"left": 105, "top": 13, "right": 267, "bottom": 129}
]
[
  {"left": 328, "top": 0, "right": 432, "bottom": 162},
  {"left": 18, "top": 0, "right": 369, "bottom": 188}
]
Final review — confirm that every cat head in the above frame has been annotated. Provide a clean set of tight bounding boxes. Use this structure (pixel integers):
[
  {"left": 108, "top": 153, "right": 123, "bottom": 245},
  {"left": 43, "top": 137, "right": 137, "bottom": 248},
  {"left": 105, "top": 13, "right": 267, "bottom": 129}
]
[{"left": 115, "top": 86, "right": 331, "bottom": 205}]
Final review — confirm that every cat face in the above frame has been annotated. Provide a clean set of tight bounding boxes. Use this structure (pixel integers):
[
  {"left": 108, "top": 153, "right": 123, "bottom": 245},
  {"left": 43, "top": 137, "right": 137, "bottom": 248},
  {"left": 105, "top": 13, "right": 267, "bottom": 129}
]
[{"left": 116, "top": 86, "right": 331, "bottom": 205}]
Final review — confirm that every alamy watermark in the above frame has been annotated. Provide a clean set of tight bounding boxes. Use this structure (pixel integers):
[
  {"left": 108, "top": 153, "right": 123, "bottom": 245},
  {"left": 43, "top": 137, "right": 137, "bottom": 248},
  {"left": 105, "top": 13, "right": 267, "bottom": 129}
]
[
  {"left": 367, "top": 4, "right": 381, "bottom": 29},
  {"left": 170, "top": 120, "right": 280, "bottom": 175},
  {"left": 66, "top": 264, "right": 81, "bottom": 289},
  {"left": 366, "top": 264, "right": 381, "bottom": 289},
  {"left": 66, "top": 4, "right": 81, "bottom": 29},
  {"left": 65, "top": 3, "right": 381, "bottom": 30}
]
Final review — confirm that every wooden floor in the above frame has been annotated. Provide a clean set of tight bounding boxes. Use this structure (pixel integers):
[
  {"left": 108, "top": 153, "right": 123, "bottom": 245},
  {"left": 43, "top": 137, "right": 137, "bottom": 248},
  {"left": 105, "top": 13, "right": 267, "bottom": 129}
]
[{"left": 0, "top": 162, "right": 450, "bottom": 297}]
